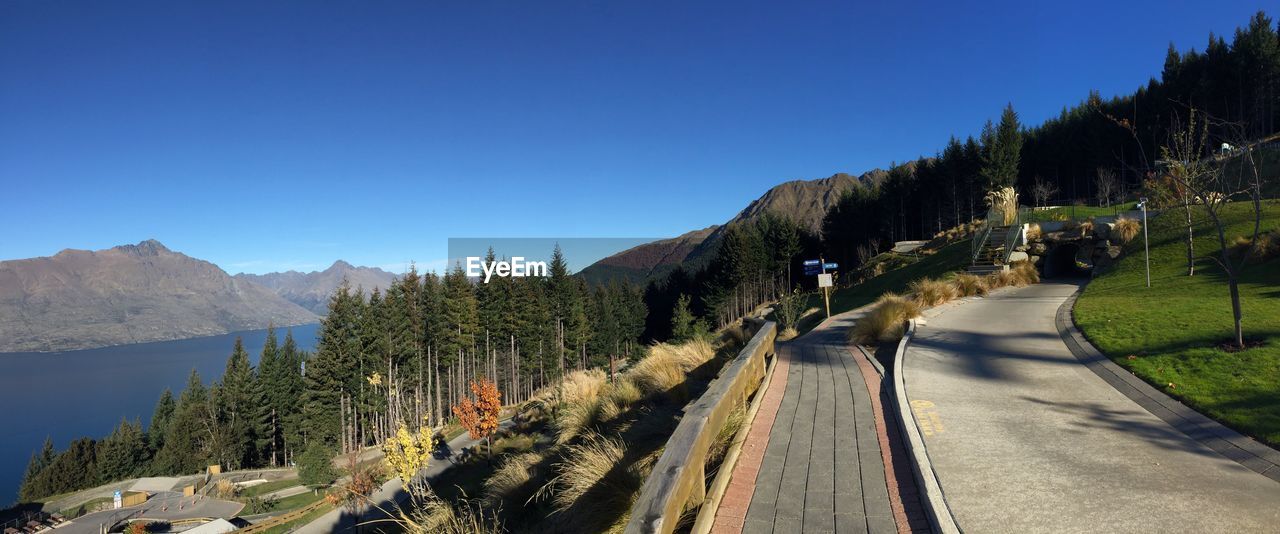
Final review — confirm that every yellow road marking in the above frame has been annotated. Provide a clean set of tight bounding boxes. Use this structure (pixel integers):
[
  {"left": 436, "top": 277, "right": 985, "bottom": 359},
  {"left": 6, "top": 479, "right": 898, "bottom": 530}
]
[{"left": 910, "top": 399, "right": 945, "bottom": 436}]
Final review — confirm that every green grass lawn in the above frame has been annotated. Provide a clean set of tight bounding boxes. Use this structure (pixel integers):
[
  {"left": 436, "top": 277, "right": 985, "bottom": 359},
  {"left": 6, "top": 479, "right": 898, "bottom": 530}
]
[
  {"left": 1075, "top": 200, "right": 1280, "bottom": 447},
  {"left": 786, "top": 240, "right": 972, "bottom": 337},
  {"left": 1024, "top": 201, "right": 1138, "bottom": 222},
  {"left": 236, "top": 478, "right": 301, "bottom": 498}
]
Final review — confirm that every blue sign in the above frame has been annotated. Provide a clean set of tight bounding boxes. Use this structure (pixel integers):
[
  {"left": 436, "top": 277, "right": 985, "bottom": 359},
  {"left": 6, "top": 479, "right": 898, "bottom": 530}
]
[
  {"left": 802, "top": 259, "right": 820, "bottom": 266},
  {"left": 823, "top": 262, "right": 839, "bottom": 270},
  {"left": 804, "top": 268, "right": 822, "bottom": 276}
]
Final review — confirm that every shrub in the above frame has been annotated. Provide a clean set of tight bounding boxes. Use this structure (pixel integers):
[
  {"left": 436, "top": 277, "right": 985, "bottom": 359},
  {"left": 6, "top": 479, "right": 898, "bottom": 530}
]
[
  {"left": 848, "top": 293, "right": 923, "bottom": 345},
  {"left": 909, "top": 278, "right": 957, "bottom": 307},
  {"left": 298, "top": 443, "right": 338, "bottom": 487},
  {"left": 399, "top": 494, "right": 503, "bottom": 534},
  {"left": 775, "top": 287, "right": 805, "bottom": 338},
  {"left": 1113, "top": 217, "right": 1140, "bottom": 244},
  {"left": 1253, "top": 231, "right": 1280, "bottom": 259},
  {"left": 953, "top": 273, "right": 990, "bottom": 296}
]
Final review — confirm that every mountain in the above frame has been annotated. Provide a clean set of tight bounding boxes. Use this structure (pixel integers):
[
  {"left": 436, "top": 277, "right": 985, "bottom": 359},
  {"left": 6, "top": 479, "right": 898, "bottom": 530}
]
[
  {"left": 236, "top": 261, "right": 397, "bottom": 315},
  {"left": 578, "top": 226, "right": 718, "bottom": 285},
  {"left": 0, "top": 240, "right": 319, "bottom": 353},
  {"left": 579, "top": 171, "right": 883, "bottom": 284}
]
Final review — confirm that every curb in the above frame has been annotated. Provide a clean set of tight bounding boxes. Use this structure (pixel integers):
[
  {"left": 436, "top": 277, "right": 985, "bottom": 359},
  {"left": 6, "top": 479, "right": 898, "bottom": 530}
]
[
  {"left": 1056, "top": 289, "right": 1280, "bottom": 483},
  {"left": 890, "top": 319, "right": 961, "bottom": 534}
]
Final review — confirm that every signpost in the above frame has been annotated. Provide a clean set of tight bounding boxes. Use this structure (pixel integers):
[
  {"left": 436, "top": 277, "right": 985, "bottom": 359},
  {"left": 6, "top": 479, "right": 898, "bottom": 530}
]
[{"left": 804, "top": 258, "right": 838, "bottom": 318}]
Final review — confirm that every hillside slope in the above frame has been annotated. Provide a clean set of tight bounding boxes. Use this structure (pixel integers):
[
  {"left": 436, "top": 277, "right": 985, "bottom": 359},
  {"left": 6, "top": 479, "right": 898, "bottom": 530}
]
[
  {"left": 579, "top": 170, "right": 884, "bottom": 283},
  {"left": 236, "top": 261, "right": 397, "bottom": 315},
  {"left": 0, "top": 240, "right": 319, "bottom": 352}
]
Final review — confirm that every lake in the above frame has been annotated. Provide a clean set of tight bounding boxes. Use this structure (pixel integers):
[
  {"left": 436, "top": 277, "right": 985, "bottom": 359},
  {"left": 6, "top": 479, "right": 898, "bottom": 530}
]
[{"left": 0, "top": 324, "right": 320, "bottom": 505}]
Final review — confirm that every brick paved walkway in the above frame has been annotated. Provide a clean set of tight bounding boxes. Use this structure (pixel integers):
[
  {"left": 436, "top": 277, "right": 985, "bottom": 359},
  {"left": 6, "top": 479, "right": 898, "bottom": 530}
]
[{"left": 717, "top": 312, "right": 901, "bottom": 534}]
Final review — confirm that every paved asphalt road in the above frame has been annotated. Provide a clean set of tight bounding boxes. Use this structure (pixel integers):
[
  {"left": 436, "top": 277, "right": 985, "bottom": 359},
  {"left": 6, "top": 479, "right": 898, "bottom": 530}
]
[
  {"left": 57, "top": 491, "right": 243, "bottom": 534},
  {"left": 295, "top": 419, "right": 514, "bottom": 534},
  {"left": 903, "top": 281, "right": 1280, "bottom": 532}
]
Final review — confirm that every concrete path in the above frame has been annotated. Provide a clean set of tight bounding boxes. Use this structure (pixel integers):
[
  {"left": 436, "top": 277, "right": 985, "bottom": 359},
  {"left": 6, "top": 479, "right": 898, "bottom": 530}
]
[
  {"left": 734, "top": 311, "right": 900, "bottom": 534},
  {"left": 904, "top": 281, "right": 1280, "bottom": 532}
]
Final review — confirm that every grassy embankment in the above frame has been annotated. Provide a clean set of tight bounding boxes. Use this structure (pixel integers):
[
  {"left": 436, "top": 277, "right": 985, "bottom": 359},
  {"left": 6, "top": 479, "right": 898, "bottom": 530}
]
[
  {"left": 390, "top": 330, "right": 753, "bottom": 533},
  {"left": 1075, "top": 200, "right": 1280, "bottom": 447},
  {"left": 786, "top": 240, "right": 972, "bottom": 337}
]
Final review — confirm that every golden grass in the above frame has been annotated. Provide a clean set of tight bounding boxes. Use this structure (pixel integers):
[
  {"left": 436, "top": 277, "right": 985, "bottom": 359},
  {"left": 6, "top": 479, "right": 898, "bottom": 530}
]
[
  {"left": 909, "top": 277, "right": 957, "bottom": 307},
  {"left": 985, "top": 187, "right": 1019, "bottom": 225},
  {"left": 1009, "top": 261, "right": 1040, "bottom": 285},
  {"left": 1026, "top": 223, "right": 1042, "bottom": 241},
  {"left": 848, "top": 293, "right": 923, "bottom": 345},
  {"left": 627, "top": 340, "right": 715, "bottom": 397},
  {"left": 953, "top": 273, "right": 990, "bottom": 296},
  {"left": 400, "top": 494, "right": 503, "bottom": 534},
  {"left": 1078, "top": 218, "right": 1095, "bottom": 236},
  {"left": 213, "top": 479, "right": 237, "bottom": 499},
  {"left": 560, "top": 370, "right": 607, "bottom": 406},
  {"left": 1113, "top": 217, "right": 1140, "bottom": 244},
  {"left": 482, "top": 452, "right": 542, "bottom": 507},
  {"left": 547, "top": 434, "right": 644, "bottom": 523}
]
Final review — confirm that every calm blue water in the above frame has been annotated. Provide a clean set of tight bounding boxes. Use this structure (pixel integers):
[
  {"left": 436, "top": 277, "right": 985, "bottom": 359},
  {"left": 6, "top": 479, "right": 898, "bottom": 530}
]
[{"left": 0, "top": 324, "right": 320, "bottom": 505}]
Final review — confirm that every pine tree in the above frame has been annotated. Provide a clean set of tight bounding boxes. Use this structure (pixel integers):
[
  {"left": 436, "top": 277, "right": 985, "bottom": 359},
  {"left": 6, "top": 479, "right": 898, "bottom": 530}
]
[
  {"left": 279, "top": 330, "right": 306, "bottom": 464},
  {"left": 255, "top": 327, "right": 284, "bottom": 466},
  {"left": 97, "top": 418, "right": 147, "bottom": 482},
  {"left": 218, "top": 337, "right": 256, "bottom": 469},
  {"left": 156, "top": 370, "right": 211, "bottom": 475},
  {"left": 979, "top": 103, "right": 1024, "bottom": 191},
  {"left": 147, "top": 389, "right": 175, "bottom": 453}
]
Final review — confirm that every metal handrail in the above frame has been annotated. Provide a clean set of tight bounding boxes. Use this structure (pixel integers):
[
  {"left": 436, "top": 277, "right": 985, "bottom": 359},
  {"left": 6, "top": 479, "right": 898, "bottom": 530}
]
[
  {"left": 970, "top": 207, "right": 997, "bottom": 264},
  {"left": 999, "top": 209, "right": 1027, "bottom": 264}
]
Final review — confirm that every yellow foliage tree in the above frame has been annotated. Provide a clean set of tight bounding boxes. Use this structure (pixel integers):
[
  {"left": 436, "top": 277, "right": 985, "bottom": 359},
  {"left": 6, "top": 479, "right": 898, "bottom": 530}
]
[{"left": 383, "top": 422, "right": 435, "bottom": 496}]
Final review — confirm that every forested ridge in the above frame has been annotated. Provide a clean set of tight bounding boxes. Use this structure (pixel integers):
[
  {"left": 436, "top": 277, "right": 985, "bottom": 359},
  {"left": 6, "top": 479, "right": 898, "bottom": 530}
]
[
  {"left": 17, "top": 245, "right": 647, "bottom": 502},
  {"left": 641, "top": 10, "right": 1280, "bottom": 337}
]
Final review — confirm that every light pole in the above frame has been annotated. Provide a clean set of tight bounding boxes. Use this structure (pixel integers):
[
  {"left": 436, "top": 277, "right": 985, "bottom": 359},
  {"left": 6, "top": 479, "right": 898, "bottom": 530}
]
[{"left": 1138, "top": 197, "right": 1150, "bottom": 288}]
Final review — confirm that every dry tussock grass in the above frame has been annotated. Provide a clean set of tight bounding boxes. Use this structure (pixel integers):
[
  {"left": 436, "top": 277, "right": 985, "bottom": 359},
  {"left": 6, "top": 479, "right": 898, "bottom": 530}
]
[
  {"left": 848, "top": 293, "right": 923, "bottom": 345},
  {"left": 1078, "top": 219, "right": 1095, "bottom": 236},
  {"left": 628, "top": 340, "right": 715, "bottom": 396},
  {"left": 1026, "top": 223, "right": 1042, "bottom": 241},
  {"left": 1009, "top": 261, "right": 1040, "bottom": 285},
  {"left": 1113, "top": 217, "right": 1140, "bottom": 244},
  {"left": 953, "top": 273, "right": 990, "bottom": 296},
  {"left": 909, "top": 278, "right": 957, "bottom": 307},
  {"left": 482, "top": 452, "right": 543, "bottom": 507}
]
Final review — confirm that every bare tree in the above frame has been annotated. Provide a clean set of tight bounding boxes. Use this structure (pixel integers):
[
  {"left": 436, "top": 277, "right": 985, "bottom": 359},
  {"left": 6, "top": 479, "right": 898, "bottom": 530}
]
[
  {"left": 1031, "top": 175, "right": 1059, "bottom": 207},
  {"left": 1095, "top": 167, "right": 1118, "bottom": 209},
  {"left": 1160, "top": 108, "right": 1263, "bottom": 350}
]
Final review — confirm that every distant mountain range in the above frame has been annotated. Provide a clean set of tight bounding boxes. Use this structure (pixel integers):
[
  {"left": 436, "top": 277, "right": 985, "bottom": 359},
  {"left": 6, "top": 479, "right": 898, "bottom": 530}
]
[
  {"left": 578, "top": 171, "right": 883, "bottom": 284},
  {"left": 0, "top": 240, "right": 320, "bottom": 353},
  {"left": 235, "top": 261, "right": 397, "bottom": 315}
]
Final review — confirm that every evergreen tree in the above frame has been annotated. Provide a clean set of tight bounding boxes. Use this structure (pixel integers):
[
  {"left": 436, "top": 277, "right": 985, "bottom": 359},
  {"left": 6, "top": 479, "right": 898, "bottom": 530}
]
[
  {"left": 148, "top": 389, "right": 175, "bottom": 453},
  {"left": 279, "top": 330, "right": 307, "bottom": 463},
  {"left": 156, "top": 370, "right": 210, "bottom": 475},
  {"left": 255, "top": 327, "right": 286, "bottom": 466},
  {"left": 217, "top": 337, "right": 256, "bottom": 469},
  {"left": 97, "top": 418, "right": 147, "bottom": 482},
  {"left": 980, "top": 103, "right": 1024, "bottom": 191}
]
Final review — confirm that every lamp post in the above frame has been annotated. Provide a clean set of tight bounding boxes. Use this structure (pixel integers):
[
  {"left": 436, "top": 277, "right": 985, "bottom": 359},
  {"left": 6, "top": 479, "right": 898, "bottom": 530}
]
[{"left": 1138, "top": 197, "right": 1150, "bottom": 288}]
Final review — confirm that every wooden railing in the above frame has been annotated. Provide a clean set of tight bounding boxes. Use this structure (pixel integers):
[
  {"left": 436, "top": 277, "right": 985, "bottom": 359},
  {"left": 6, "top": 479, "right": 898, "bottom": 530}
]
[
  {"left": 237, "top": 498, "right": 327, "bottom": 533},
  {"left": 624, "top": 320, "right": 777, "bottom": 534}
]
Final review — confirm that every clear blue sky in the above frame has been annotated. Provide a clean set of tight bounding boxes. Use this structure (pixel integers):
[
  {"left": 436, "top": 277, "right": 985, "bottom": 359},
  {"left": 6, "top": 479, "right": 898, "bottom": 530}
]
[{"left": 1, "top": 1, "right": 1271, "bottom": 274}]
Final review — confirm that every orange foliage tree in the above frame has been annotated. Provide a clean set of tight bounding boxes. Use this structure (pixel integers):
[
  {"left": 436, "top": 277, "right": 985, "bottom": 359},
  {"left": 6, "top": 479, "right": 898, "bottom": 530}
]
[{"left": 452, "top": 379, "right": 502, "bottom": 455}]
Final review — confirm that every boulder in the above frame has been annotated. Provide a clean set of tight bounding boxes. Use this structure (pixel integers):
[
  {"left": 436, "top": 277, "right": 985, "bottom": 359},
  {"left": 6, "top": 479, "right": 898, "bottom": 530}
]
[
  {"left": 1008, "top": 251, "right": 1030, "bottom": 263},
  {"left": 1030, "top": 242, "right": 1048, "bottom": 255},
  {"left": 1094, "top": 222, "right": 1113, "bottom": 240}
]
